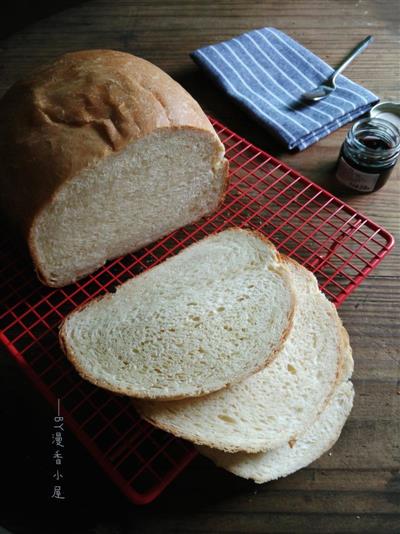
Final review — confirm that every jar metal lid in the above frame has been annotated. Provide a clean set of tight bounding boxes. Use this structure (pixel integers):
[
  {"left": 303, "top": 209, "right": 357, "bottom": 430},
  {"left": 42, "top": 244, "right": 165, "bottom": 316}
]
[{"left": 369, "top": 101, "right": 400, "bottom": 133}]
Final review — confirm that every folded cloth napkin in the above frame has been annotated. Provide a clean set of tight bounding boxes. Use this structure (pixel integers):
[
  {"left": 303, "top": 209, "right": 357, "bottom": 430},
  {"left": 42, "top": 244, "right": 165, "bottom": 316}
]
[{"left": 191, "top": 28, "right": 379, "bottom": 150}]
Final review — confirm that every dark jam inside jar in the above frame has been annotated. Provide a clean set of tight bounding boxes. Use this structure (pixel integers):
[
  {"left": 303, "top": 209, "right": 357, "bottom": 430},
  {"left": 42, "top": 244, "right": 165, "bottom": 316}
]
[
  {"left": 361, "top": 137, "right": 391, "bottom": 150},
  {"left": 336, "top": 117, "right": 400, "bottom": 193}
]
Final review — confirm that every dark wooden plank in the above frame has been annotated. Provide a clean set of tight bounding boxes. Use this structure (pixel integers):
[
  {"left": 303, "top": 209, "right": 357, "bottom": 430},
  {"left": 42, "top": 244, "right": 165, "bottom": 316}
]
[
  {"left": 130, "top": 514, "right": 400, "bottom": 534},
  {"left": 0, "top": 1, "right": 398, "bottom": 533},
  {"left": 262, "top": 468, "right": 400, "bottom": 492}
]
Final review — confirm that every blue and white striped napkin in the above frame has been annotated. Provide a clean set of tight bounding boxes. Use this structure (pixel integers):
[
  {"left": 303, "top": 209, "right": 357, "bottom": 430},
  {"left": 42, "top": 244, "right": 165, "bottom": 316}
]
[{"left": 191, "top": 28, "right": 379, "bottom": 151}]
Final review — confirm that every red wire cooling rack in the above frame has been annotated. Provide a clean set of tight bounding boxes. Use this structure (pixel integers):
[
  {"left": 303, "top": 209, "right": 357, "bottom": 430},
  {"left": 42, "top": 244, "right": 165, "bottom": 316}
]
[{"left": 0, "top": 117, "right": 394, "bottom": 505}]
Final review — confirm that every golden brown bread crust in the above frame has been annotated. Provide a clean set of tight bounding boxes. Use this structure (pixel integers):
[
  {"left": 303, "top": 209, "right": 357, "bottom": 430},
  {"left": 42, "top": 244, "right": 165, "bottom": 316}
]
[{"left": 0, "top": 49, "right": 225, "bottom": 241}]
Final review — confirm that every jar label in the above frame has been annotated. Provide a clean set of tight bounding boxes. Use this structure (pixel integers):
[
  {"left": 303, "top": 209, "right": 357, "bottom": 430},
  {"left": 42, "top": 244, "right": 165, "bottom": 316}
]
[{"left": 336, "top": 157, "right": 380, "bottom": 192}]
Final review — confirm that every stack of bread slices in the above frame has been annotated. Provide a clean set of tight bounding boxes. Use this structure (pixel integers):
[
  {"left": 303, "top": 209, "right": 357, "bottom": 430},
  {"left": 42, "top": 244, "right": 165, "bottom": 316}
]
[{"left": 60, "top": 228, "right": 354, "bottom": 484}]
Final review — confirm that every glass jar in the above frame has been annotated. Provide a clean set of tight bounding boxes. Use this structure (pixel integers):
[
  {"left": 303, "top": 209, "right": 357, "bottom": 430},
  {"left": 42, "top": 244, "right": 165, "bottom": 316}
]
[{"left": 335, "top": 117, "right": 400, "bottom": 193}]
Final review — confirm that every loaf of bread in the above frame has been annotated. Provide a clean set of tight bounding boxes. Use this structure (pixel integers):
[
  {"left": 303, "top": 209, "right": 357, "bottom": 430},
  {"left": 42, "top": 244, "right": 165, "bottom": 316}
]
[
  {"left": 0, "top": 50, "right": 229, "bottom": 286},
  {"left": 60, "top": 229, "right": 295, "bottom": 400},
  {"left": 135, "top": 257, "right": 347, "bottom": 453}
]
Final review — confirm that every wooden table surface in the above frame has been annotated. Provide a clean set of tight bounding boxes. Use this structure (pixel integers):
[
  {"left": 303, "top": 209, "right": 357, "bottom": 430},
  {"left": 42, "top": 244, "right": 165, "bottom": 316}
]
[{"left": 0, "top": 1, "right": 399, "bottom": 533}]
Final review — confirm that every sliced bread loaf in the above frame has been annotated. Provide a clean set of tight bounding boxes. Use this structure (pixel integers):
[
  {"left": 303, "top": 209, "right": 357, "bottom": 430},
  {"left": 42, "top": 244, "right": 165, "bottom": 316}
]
[
  {"left": 135, "top": 257, "right": 346, "bottom": 452},
  {"left": 0, "top": 50, "right": 228, "bottom": 286},
  {"left": 197, "top": 377, "right": 354, "bottom": 483},
  {"left": 60, "top": 229, "right": 295, "bottom": 400}
]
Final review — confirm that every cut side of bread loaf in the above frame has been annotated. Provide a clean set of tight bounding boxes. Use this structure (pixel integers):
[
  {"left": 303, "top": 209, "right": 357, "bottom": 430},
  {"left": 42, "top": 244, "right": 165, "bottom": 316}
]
[
  {"left": 31, "top": 128, "right": 227, "bottom": 287},
  {"left": 197, "top": 379, "right": 354, "bottom": 483},
  {"left": 135, "top": 257, "right": 344, "bottom": 452},
  {"left": 0, "top": 50, "right": 228, "bottom": 287},
  {"left": 60, "top": 229, "right": 295, "bottom": 400}
]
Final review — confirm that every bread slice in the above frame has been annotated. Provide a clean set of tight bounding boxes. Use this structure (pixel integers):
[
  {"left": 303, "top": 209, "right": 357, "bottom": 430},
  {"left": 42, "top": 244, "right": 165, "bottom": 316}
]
[
  {"left": 135, "top": 257, "right": 345, "bottom": 452},
  {"left": 197, "top": 377, "right": 354, "bottom": 483},
  {"left": 0, "top": 50, "right": 228, "bottom": 287},
  {"left": 60, "top": 229, "right": 295, "bottom": 400}
]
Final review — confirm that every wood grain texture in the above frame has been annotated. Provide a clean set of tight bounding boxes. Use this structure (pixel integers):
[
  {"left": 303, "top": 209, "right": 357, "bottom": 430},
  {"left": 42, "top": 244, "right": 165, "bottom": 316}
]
[{"left": 0, "top": 1, "right": 399, "bottom": 533}]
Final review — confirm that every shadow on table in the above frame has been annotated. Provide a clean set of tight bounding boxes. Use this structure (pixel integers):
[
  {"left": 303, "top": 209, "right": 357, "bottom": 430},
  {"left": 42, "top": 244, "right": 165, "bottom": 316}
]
[{"left": 0, "top": 344, "right": 259, "bottom": 534}]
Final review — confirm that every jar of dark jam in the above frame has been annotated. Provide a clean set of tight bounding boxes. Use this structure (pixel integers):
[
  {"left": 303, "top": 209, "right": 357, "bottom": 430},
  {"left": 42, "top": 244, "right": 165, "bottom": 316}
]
[{"left": 336, "top": 117, "right": 400, "bottom": 193}]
